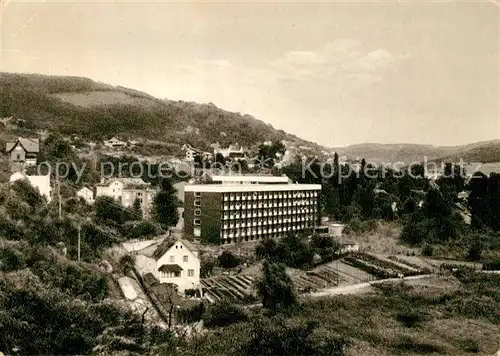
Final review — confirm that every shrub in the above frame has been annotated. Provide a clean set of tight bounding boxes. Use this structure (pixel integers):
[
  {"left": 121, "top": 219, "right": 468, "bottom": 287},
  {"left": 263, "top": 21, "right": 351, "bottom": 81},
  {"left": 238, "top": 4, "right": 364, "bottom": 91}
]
[
  {"left": 218, "top": 251, "right": 240, "bottom": 269},
  {"left": 0, "top": 247, "right": 27, "bottom": 271},
  {"left": 202, "top": 301, "right": 248, "bottom": 328},
  {"left": 421, "top": 244, "right": 434, "bottom": 257},
  {"left": 396, "top": 310, "right": 428, "bottom": 328},
  {"left": 177, "top": 302, "right": 205, "bottom": 324},
  {"left": 466, "top": 243, "right": 483, "bottom": 262},
  {"left": 184, "top": 288, "right": 199, "bottom": 297},
  {"left": 239, "top": 318, "right": 347, "bottom": 356},
  {"left": 483, "top": 258, "right": 500, "bottom": 271}
]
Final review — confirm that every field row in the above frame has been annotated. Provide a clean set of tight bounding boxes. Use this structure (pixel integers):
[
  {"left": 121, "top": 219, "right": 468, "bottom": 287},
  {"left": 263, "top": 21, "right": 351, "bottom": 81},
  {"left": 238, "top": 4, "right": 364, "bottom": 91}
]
[{"left": 343, "top": 253, "right": 424, "bottom": 279}]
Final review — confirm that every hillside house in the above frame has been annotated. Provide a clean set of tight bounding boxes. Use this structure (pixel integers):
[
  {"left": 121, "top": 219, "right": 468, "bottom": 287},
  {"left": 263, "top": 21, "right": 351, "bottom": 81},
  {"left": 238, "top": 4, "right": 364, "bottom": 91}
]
[
  {"left": 95, "top": 178, "right": 157, "bottom": 217},
  {"left": 213, "top": 143, "right": 247, "bottom": 160},
  {"left": 181, "top": 144, "right": 203, "bottom": 162},
  {"left": 104, "top": 137, "right": 127, "bottom": 149},
  {"left": 9, "top": 172, "right": 52, "bottom": 202},
  {"left": 133, "top": 239, "right": 201, "bottom": 293},
  {"left": 6, "top": 137, "right": 40, "bottom": 166},
  {"left": 77, "top": 186, "right": 95, "bottom": 204}
]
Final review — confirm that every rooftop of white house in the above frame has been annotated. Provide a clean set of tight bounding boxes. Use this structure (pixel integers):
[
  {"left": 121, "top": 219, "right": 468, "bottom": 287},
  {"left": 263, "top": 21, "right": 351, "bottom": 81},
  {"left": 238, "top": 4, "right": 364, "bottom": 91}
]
[{"left": 184, "top": 184, "right": 321, "bottom": 193}]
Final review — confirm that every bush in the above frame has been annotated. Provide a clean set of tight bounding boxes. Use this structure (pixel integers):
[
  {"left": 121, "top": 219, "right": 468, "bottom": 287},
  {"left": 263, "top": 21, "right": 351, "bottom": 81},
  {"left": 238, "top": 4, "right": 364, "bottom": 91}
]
[
  {"left": 421, "top": 244, "right": 434, "bottom": 257},
  {"left": 239, "top": 318, "right": 347, "bottom": 356},
  {"left": 0, "top": 247, "right": 27, "bottom": 271},
  {"left": 202, "top": 301, "right": 248, "bottom": 328},
  {"left": 466, "top": 242, "right": 483, "bottom": 262},
  {"left": 483, "top": 258, "right": 500, "bottom": 271},
  {"left": 396, "top": 310, "right": 428, "bottom": 328},
  {"left": 218, "top": 251, "right": 240, "bottom": 269},
  {"left": 177, "top": 302, "right": 205, "bottom": 324},
  {"left": 184, "top": 288, "right": 199, "bottom": 297}
]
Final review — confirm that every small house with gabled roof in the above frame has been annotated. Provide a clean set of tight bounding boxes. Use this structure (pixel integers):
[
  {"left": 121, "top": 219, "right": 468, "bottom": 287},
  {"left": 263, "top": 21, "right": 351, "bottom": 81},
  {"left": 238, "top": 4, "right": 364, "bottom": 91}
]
[
  {"left": 6, "top": 137, "right": 40, "bottom": 166},
  {"left": 151, "top": 238, "right": 200, "bottom": 293}
]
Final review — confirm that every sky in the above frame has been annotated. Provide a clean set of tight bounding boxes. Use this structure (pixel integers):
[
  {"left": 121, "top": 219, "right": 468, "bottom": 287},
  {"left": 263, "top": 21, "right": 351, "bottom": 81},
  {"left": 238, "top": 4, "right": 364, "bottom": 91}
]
[{"left": 1, "top": 0, "right": 499, "bottom": 147}]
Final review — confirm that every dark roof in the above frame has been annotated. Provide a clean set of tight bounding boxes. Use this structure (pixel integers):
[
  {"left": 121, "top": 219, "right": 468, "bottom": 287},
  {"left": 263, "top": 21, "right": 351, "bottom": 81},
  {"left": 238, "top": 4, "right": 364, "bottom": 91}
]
[
  {"left": 152, "top": 238, "right": 198, "bottom": 260},
  {"left": 152, "top": 237, "right": 177, "bottom": 260},
  {"left": 143, "top": 272, "right": 160, "bottom": 287},
  {"left": 6, "top": 138, "right": 40, "bottom": 153},
  {"left": 158, "top": 264, "right": 183, "bottom": 273}
]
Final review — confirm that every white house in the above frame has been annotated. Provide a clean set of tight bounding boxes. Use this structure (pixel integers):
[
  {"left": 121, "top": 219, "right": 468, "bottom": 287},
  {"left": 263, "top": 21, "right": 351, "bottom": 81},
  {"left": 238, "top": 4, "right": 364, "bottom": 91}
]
[
  {"left": 151, "top": 239, "right": 200, "bottom": 293},
  {"left": 9, "top": 172, "right": 52, "bottom": 202},
  {"left": 95, "top": 178, "right": 157, "bottom": 217},
  {"left": 77, "top": 186, "right": 95, "bottom": 204},
  {"left": 104, "top": 137, "right": 127, "bottom": 148},
  {"left": 328, "top": 223, "right": 345, "bottom": 238}
]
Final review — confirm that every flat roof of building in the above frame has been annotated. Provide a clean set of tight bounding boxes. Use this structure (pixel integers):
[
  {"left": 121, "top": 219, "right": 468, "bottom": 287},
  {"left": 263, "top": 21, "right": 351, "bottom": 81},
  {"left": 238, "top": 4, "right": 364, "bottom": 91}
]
[
  {"left": 210, "top": 175, "right": 290, "bottom": 183},
  {"left": 184, "top": 183, "right": 321, "bottom": 192}
]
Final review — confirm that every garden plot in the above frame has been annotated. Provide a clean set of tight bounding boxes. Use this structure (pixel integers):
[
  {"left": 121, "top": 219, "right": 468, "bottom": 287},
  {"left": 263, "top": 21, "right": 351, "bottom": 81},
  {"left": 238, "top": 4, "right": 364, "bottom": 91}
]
[
  {"left": 326, "top": 260, "right": 377, "bottom": 284},
  {"left": 288, "top": 265, "right": 345, "bottom": 292},
  {"left": 343, "top": 253, "right": 425, "bottom": 279},
  {"left": 201, "top": 275, "right": 256, "bottom": 303}
]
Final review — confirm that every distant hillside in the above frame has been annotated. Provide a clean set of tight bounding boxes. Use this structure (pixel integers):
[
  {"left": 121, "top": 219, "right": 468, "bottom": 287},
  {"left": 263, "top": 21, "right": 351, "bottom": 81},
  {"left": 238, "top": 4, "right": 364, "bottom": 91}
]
[
  {"left": 333, "top": 141, "right": 500, "bottom": 165},
  {"left": 0, "top": 72, "right": 321, "bottom": 154}
]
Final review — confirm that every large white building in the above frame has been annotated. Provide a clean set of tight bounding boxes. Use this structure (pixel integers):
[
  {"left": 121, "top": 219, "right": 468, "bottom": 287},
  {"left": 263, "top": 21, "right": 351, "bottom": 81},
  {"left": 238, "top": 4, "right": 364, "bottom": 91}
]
[{"left": 209, "top": 175, "right": 292, "bottom": 185}]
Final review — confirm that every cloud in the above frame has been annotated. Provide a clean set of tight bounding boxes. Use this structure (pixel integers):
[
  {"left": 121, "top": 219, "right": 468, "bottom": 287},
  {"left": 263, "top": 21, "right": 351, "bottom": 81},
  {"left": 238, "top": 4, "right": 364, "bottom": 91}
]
[{"left": 269, "top": 39, "right": 406, "bottom": 83}]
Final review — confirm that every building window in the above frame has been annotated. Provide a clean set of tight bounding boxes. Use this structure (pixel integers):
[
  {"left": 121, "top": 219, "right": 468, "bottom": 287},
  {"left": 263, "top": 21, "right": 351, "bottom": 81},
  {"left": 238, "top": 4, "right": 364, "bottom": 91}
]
[
  {"left": 162, "top": 271, "right": 180, "bottom": 278},
  {"left": 194, "top": 192, "right": 202, "bottom": 197},
  {"left": 169, "top": 256, "right": 175, "bottom": 263},
  {"left": 183, "top": 255, "right": 188, "bottom": 262},
  {"left": 194, "top": 209, "right": 201, "bottom": 216},
  {"left": 194, "top": 219, "right": 201, "bottom": 226},
  {"left": 188, "top": 269, "right": 194, "bottom": 277},
  {"left": 194, "top": 227, "right": 201, "bottom": 237},
  {"left": 194, "top": 200, "right": 201, "bottom": 206}
]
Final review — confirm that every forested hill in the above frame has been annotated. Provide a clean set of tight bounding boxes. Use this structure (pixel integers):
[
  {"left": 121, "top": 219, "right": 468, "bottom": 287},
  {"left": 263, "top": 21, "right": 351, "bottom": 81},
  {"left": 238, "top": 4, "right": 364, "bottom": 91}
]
[
  {"left": 332, "top": 141, "right": 500, "bottom": 165},
  {"left": 0, "top": 72, "right": 322, "bottom": 152}
]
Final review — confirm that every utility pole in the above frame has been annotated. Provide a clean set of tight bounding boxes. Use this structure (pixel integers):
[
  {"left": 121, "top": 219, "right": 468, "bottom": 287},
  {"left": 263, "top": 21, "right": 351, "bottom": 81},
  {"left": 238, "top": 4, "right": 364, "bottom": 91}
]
[
  {"left": 58, "top": 179, "right": 62, "bottom": 219},
  {"left": 77, "top": 223, "right": 81, "bottom": 262}
]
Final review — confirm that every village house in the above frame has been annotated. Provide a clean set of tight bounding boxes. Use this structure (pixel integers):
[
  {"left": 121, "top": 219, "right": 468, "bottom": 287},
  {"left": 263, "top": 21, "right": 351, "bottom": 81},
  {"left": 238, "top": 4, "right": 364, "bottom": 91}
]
[
  {"left": 213, "top": 143, "right": 247, "bottom": 160},
  {"left": 95, "top": 178, "right": 157, "bottom": 217},
  {"left": 153, "top": 239, "right": 200, "bottom": 293},
  {"left": 132, "top": 238, "right": 200, "bottom": 294},
  {"left": 103, "top": 137, "right": 127, "bottom": 149},
  {"left": 77, "top": 186, "right": 95, "bottom": 205},
  {"left": 9, "top": 172, "right": 52, "bottom": 202},
  {"left": 5, "top": 137, "right": 40, "bottom": 166}
]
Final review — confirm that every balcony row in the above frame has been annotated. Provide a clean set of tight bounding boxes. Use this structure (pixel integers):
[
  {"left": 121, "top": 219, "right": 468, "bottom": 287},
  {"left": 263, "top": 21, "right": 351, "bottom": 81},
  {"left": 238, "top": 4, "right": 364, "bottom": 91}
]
[
  {"left": 222, "top": 217, "right": 314, "bottom": 229},
  {"left": 221, "top": 225, "right": 311, "bottom": 239},
  {"left": 223, "top": 200, "right": 315, "bottom": 210},
  {"left": 223, "top": 209, "right": 316, "bottom": 219},
  {"left": 223, "top": 192, "right": 318, "bottom": 201}
]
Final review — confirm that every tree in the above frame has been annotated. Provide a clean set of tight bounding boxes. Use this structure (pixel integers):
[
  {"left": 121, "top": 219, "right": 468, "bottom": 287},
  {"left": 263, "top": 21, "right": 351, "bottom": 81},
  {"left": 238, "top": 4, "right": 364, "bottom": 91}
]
[
  {"left": 218, "top": 251, "right": 240, "bottom": 269},
  {"left": 257, "top": 261, "right": 297, "bottom": 312},
  {"left": 94, "top": 196, "right": 136, "bottom": 226},
  {"left": 132, "top": 198, "right": 143, "bottom": 219},
  {"left": 214, "top": 153, "right": 226, "bottom": 166},
  {"left": 202, "top": 301, "right": 248, "bottom": 328},
  {"left": 151, "top": 179, "right": 180, "bottom": 228},
  {"left": 119, "top": 254, "right": 135, "bottom": 275}
]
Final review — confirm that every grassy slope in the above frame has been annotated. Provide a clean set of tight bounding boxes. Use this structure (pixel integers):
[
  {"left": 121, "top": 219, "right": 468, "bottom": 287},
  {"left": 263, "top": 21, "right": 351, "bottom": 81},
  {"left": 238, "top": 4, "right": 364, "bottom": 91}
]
[
  {"left": 197, "top": 273, "right": 500, "bottom": 356},
  {"left": 0, "top": 72, "right": 320, "bottom": 153}
]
